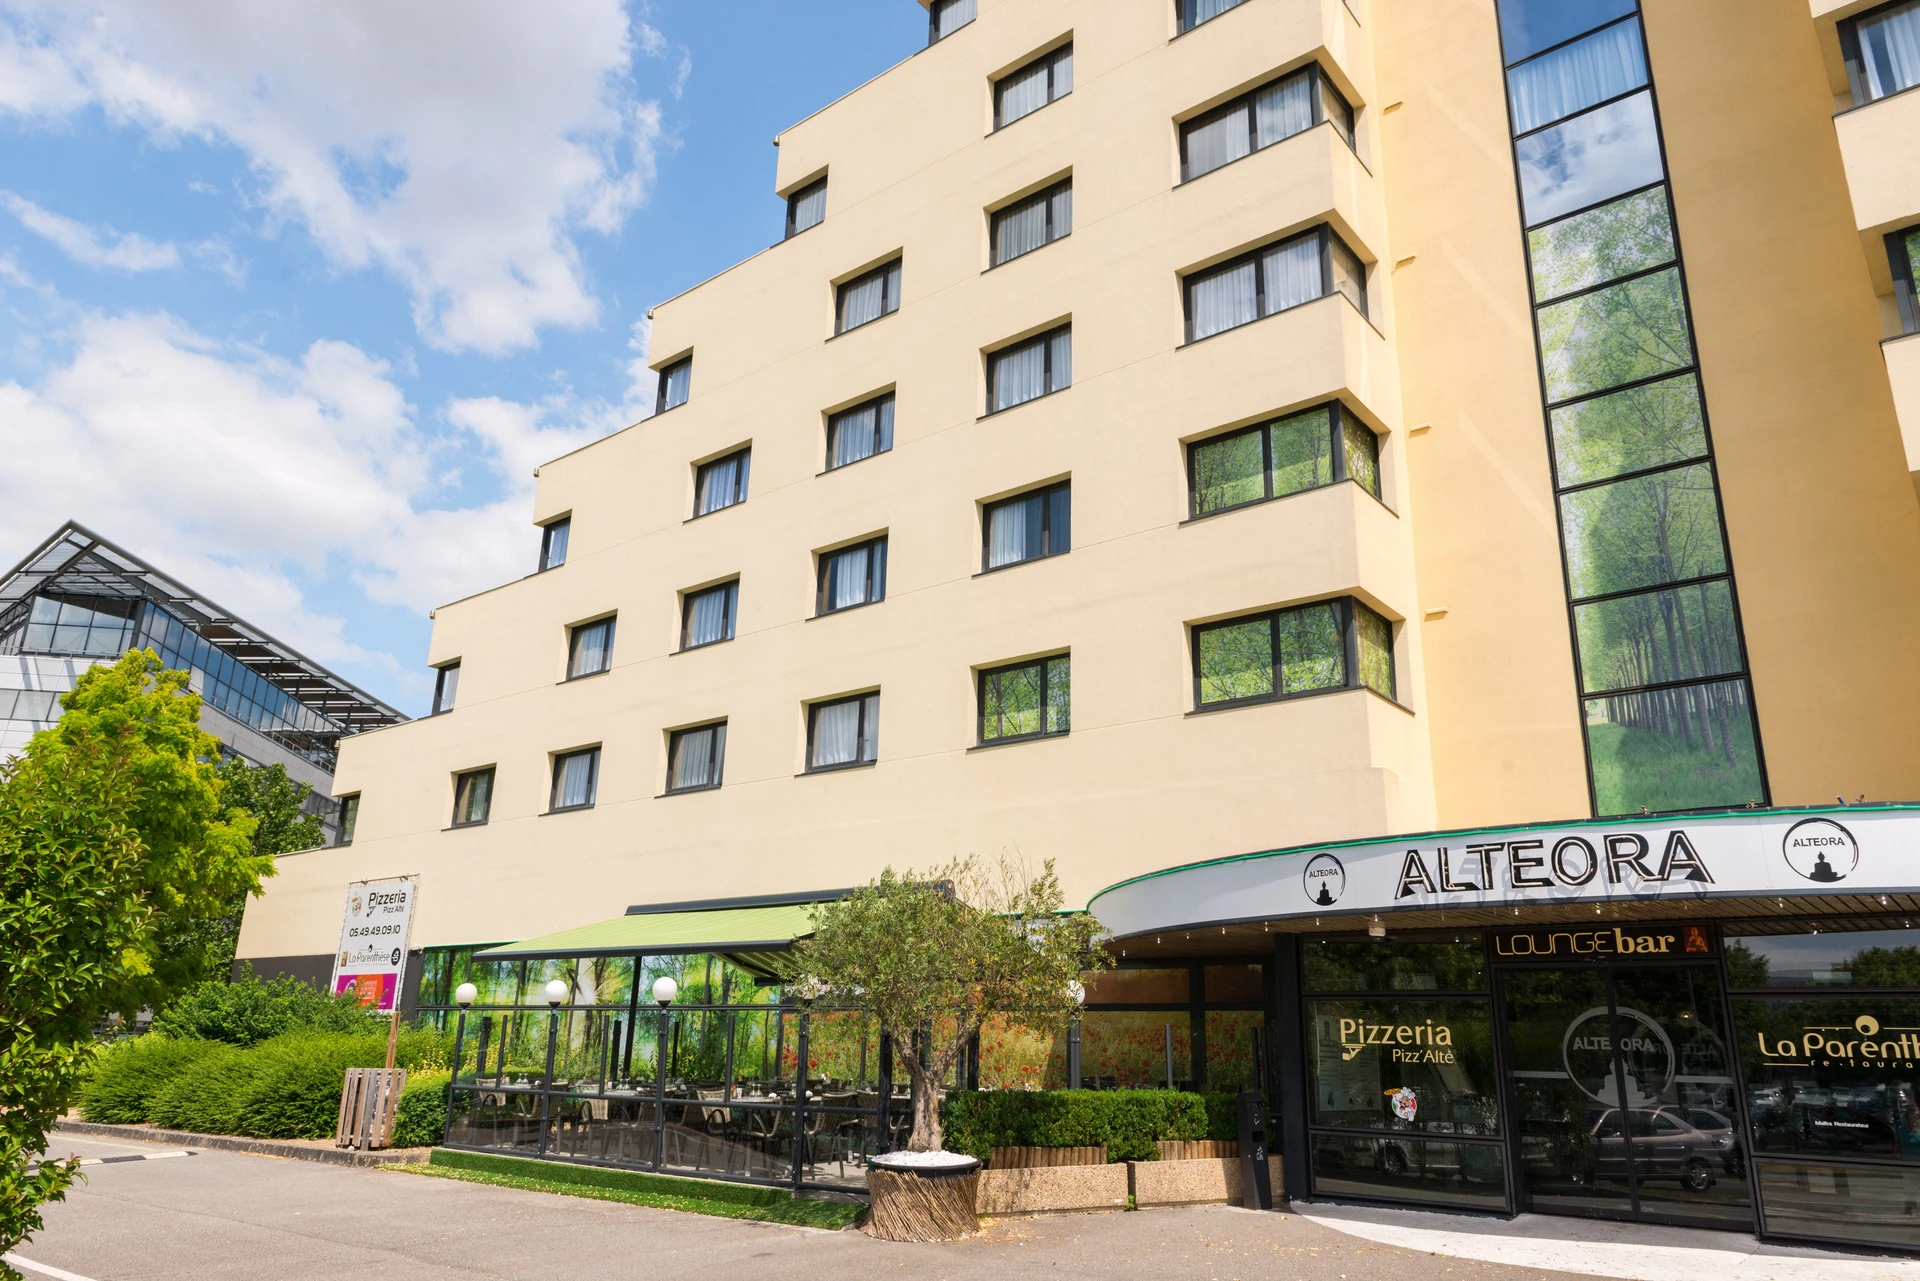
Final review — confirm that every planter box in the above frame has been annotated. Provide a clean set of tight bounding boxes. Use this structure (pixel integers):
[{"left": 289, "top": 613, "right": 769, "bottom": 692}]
[
  {"left": 989, "top": 1144, "right": 1107, "bottom": 1168},
  {"left": 1128, "top": 1155, "right": 1285, "bottom": 1208},
  {"left": 977, "top": 1162, "right": 1130, "bottom": 1217}
]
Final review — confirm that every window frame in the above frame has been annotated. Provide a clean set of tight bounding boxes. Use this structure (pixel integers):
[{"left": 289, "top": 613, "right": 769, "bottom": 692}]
[
  {"left": 1839, "top": 0, "right": 1920, "bottom": 106},
  {"left": 1888, "top": 224, "right": 1920, "bottom": 335},
  {"left": 1176, "top": 0, "right": 1249, "bottom": 33},
  {"left": 928, "top": 0, "right": 975, "bottom": 45},
  {"left": 694, "top": 448, "right": 751, "bottom": 516},
  {"left": 785, "top": 176, "right": 827, "bottom": 239},
  {"left": 548, "top": 747, "right": 601, "bottom": 813},
  {"left": 987, "top": 323, "right": 1073, "bottom": 414},
  {"left": 655, "top": 357, "right": 692, "bottom": 414},
  {"left": 825, "top": 392, "right": 896, "bottom": 471},
  {"left": 1179, "top": 63, "right": 1354, "bottom": 184},
  {"left": 990, "top": 179, "right": 1073, "bottom": 267},
  {"left": 1182, "top": 225, "right": 1367, "bottom": 344},
  {"left": 665, "top": 721, "right": 727, "bottom": 794},
  {"left": 451, "top": 766, "right": 496, "bottom": 828},
  {"left": 431, "top": 661, "right": 461, "bottom": 715},
  {"left": 680, "top": 580, "right": 740, "bottom": 650},
  {"left": 981, "top": 481, "right": 1071, "bottom": 572},
  {"left": 815, "top": 537, "right": 888, "bottom": 616},
  {"left": 566, "top": 616, "right": 616, "bottom": 680},
  {"left": 977, "top": 653, "right": 1071, "bottom": 746},
  {"left": 538, "top": 518, "right": 570, "bottom": 571},
  {"left": 994, "top": 42, "right": 1073, "bottom": 131},
  {"left": 805, "top": 692, "right": 881, "bottom": 773},
  {"left": 1185, "top": 401, "right": 1381, "bottom": 519},
  {"left": 835, "top": 257, "right": 903, "bottom": 335},
  {"left": 335, "top": 794, "right": 360, "bottom": 845},
  {"left": 1189, "top": 596, "right": 1396, "bottom": 712}
]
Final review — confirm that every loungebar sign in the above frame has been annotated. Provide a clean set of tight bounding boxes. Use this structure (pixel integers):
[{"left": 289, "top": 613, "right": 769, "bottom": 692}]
[
  {"left": 1088, "top": 806, "right": 1920, "bottom": 940},
  {"left": 329, "top": 874, "right": 419, "bottom": 1013}
]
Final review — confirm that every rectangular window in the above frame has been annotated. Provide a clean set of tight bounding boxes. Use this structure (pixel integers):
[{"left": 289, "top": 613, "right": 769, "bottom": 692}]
[
  {"left": 1180, "top": 64, "right": 1353, "bottom": 183},
  {"left": 807, "top": 692, "right": 880, "bottom": 771},
  {"left": 1841, "top": 0, "right": 1920, "bottom": 105},
  {"left": 983, "top": 482, "right": 1071, "bottom": 570},
  {"left": 836, "top": 258, "right": 902, "bottom": 334},
  {"left": 988, "top": 324, "right": 1072, "bottom": 412},
  {"left": 817, "top": 538, "right": 887, "bottom": 615},
  {"left": 1189, "top": 403, "right": 1380, "bottom": 517},
  {"left": 1184, "top": 226, "right": 1366, "bottom": 342},
  {"left": 336, "top": 794, "right": 359, "bottom": 845},
  {"left": 432, "top": 662, "right": 460, "bottom": 715},
  {"left": 1889, "top": 224, "right": 1920, "bottom": 335},
  {"left": 1178, "top": 0, "right": 1248, "bottom": 32},
  {"left": 929, "top": 0, "right": 975, "bottom": 44},
  {"left": 680, "top": 581, "right": 738, "bottom": 649},
  {"left": 452, "top": 767, "right": 495, "bottom": 827},
  {"left": 1506, "top": 16, "right": 1646, "bottom": 135},
  {"left": 656, "top": 357, "right": 691, "bottom": 413},
  {"left": 539, "top": 518, "right": 570, "bottom": 571},
  {"left": 695, "top": 448, "right": 750, "bottom": 515},
  {"left": 978, "top": 654, "right": 1070, "bottom": 744},
  {"left": 567, "top": 616, "right": 615, "bottom": 679},
  {"left": 827, "top": 394, "right": 895, "bottom": 470},
  {"left": 1192, "top": 597, "right": 1394, "bottom": 709},
  {"left": 995, "top": 43, "right": 1073, "bottom": 129},
  {"left": 785, "top": 176, "right": 826, "bottom": 239},
  {"left": 667, "top": 722, "right": 726, "bottom": 793},
  {"left": 549, "top": 748, "right": 600, "bottom": 811},
  {"left": 991, "top": 180, "right": 1072, "bottom": 266}
]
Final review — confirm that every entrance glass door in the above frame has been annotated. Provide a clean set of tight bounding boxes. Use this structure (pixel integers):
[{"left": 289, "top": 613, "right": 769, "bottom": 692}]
[{"left": 1502, "top": 965, "right": 1751, "bottom": 1227}]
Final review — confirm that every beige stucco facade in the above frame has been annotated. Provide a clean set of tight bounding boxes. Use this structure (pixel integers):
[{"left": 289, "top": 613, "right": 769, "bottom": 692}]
[{"left": 239, "top": 0, "right": 1920, "bottom": 968}]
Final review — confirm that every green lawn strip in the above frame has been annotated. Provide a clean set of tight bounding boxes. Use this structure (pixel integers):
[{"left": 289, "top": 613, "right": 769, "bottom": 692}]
[{"left": 387, "top": 1151, "right": 861, "bottom": 1230}]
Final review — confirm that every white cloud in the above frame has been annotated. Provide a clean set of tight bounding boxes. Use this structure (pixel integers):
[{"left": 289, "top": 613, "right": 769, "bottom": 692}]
[
  {"left": 0, "top": 2, "right": 665, "bottom": 353},
  {"left": 1, "top": 190, "right": 180, "bottom": 270}
]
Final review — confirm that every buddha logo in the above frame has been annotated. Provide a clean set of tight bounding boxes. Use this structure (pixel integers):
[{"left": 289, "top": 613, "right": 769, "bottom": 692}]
[
  {"left": 1782, "top": 818, "right": 1858, "bottom": 884},
  {"left": 1303, "top": 853, "right": 1346, "bottom": 907},
  {"left": 1562, "top": 1006, "right": 1675, "bottom": 1108}
]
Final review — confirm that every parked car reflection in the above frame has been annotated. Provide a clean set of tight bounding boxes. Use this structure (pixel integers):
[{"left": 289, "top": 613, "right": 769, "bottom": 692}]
[{"left": 1587, "top": 1107, "right": 1739, "bottom": 1192}]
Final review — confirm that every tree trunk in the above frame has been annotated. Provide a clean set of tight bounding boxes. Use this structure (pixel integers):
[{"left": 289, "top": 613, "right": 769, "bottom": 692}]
[{"left": 905, "top": 1056, "right": 943, "bottom": 1151}]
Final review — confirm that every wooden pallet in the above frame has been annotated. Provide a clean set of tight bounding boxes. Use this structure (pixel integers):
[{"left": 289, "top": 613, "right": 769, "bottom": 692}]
[{"left": 336, "top": 1068, "right": 408, "bottom": 1150}]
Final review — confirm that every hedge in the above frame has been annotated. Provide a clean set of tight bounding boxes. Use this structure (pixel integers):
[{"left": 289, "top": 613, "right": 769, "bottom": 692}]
[
  {"left": 940, "top": 1089, "right": 1210, "bottom": 1162},
  {"left": 392, "top": 1072, "right": 450, "bottom": 1149},
  {"left": 78, "top": 1037, "right": 222, "bottom": 1125}
]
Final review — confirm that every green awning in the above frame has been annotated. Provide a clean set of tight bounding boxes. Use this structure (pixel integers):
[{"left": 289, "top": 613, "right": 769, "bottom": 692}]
[{"left": 473, "top": 902, "right": 820, "bottom": 977}]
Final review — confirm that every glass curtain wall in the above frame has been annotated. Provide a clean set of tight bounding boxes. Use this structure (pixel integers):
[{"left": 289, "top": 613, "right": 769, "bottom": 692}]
[
  {"left": 1065, "top": 962, "right": 1266, "bottom": 1092},
  {"left": 1495, "top": 0, "right": 1765, "bottom": 816}
]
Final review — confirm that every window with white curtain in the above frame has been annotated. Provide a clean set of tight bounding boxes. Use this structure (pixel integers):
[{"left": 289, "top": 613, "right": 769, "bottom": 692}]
[
  {"left": 549, "top": 747, "right": 600, "bottom": 811},
  {"left": 1184, "top": 226, "right": 1366, "bottom": 342},
  {"left": 432, "top": 662, "right": 460, "bottom": 715},
  {"left": 452, "top": 767, "right": 495, "bottom": 827},
  {"left": 988, "top": 325, "right": 1072, "bottom": 412},
  {"left": 807, "top": 692, "right": 880, "bottom": 771},
  {"left": 656, "top": 358, "right": 691, "bottom": 413},
  {"left": 786, "top": 177, "right": 827, "bottom": 239},
  {"left": 538, "top": 518, "right": 570, "bottom": 571},
  {"left": 680, "top": 581, "right": 738, "bottom": 649},
  {"left": 1178, "top": 0, "right": 1248, "bottom": 32},
  {"left": 994, "top": 43, "right": 1073, "bottom": 129},
  {"left": 1505, "top": 16, "right": 1646, "bottom": 134},
  {"left": 983, "top": 482, "right": 1071, "bottom": 571},
  {"left": 992, "top": 180, "right": 1072, "bottom": 266},
  {"left": 827, "top": 394, "right": 895, "bottom": 470},
  {"left": 667, "top": 722, "right": 726, "bottom": 792},
  {"left": 1180, "top": 64, "right": 1352, "bottom": 183},
  {"left": 695, "top": 448, "right": 750, "bottom": 516},
  {"left": 929, "top": 0, "right": 975, "bottom": 44},
  {"left": 836, "top": 258, "right": 902, "bottom": 334},
  {"left": 567, "top": 616, "right": 616, "bottom": 679},
  {"left": 816, "top": 539, "right": 887, "bottom": 615},
  {"left": 1844, "top": 0, "right": 1920, "bottom": 103}
]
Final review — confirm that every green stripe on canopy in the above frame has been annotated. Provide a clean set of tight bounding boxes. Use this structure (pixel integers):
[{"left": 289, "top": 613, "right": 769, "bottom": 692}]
[{"left": 473, "top": 902, "right": 820, "bottom": 966}]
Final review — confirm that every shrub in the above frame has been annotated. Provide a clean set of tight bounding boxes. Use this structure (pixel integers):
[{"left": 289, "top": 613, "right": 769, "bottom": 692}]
[
  {"left": 235, "top": 1028, "right": 449, "bottom": 1139},
  {"left": 1204, "top": 1092, "right": 1239, "bottom": 1141},
  {"left": 148, "top": 1044, "right": 262, "bottom": 1134},
  {"left": 79, "top": 1037, "right": 221, "bottom": 1125},
  {"left": 148, "top": 970, "right": 367, "bottom": 1046},
  {"left": 392, "top": 1072, "right": 450, "bottom": 1149},
  {"left": 940, "top": 1089, "right": 1208, "bottom": 1162}
]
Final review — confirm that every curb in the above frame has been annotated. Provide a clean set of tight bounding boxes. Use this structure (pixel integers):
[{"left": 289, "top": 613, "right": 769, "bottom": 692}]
[{"left": 55, "top": 1121, "right": 434, "bottom": 1168}]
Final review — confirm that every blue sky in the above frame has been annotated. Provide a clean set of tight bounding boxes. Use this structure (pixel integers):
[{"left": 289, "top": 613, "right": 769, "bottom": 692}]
[{"left": 0, "top": 1, "right": 927, "bottom": 715}]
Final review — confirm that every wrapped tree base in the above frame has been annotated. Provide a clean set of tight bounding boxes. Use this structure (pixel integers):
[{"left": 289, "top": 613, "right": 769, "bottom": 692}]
[{"left": 863, "top": 1161, "right": 981, "bottom": 1242}]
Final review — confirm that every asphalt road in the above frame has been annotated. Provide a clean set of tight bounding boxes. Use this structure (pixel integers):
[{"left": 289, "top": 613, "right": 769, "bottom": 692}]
[{"left": 11, "top": 1133, "right": 1579, "bottom": 1281}]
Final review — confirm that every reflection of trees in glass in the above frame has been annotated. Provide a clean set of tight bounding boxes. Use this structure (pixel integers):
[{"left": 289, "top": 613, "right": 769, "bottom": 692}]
[
  {"left": 1357, "top": 604, "right": 1395, "bottom": 698},
  {"left": 1341, "top": 416, "right": 1380, "bottom": 497},
  {"left": 1585, "top": 678, "right": 1760, "bottom": 813},
  {"left": 1847, "top": 947, "right": 1920, "bottom": 988},
  {"left": 1304, "top": 937, "right": 1487, "bottom": 993},
  {"left": 1192, "top": 428, "right": 1264, "bottom": 514},
  {"left": 1308, "top": 998, "right": 1500, "bottom": 1133},
  {"left": 1539, "top": 267, "right": 1692, "bottom": 402},
  {"left": 1576, "top": 580, "right": 1739, "bottom": 693},
  {"left": 1272, "top": 408, "right": 1335, "bottom": 495},
  {"left": 1529, "top": 186, "right": 1674, "bottom": 302},
  {"left": 1198, "top": 618, "right": 1274, "bottom": 703},
  {"left": 1723, "top": 940, "right": 1772, "bottom": 989},
  {"left": 1190, "top": 406, "right": 1380, "bottom": 516},
  {"left": 1550, "top": 374, "right": 1708, "bottom": 486},
  {"left": 1561, "top": 463, "right": 1725, "bottom": 597},
  {"left": 1277, "top": 603, "right": 1345, "bottom": 694}
]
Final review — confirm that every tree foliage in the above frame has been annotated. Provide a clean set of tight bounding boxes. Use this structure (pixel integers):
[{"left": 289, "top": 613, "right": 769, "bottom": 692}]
[
  {"left": 795, "top": 855, "right": 1110, "bottom": 1152},
  {"left": 190, "top": 761, "right": 325, "bottom": 983},
  {"left": 148, "top": 967, "right": 365, "bottom": 1046}
]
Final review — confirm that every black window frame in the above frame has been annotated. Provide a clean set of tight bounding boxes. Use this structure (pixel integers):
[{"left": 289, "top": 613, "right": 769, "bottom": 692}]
[
  {"left": 1839, "top": 0, "right": 1920, "bottom": 106},
  {"left": 785, "top": 176, "right": 827, "bottom": 240},
  {"left": 1179, "top": 63, "right": 1354, "bottom": 183},
  {"left": 694, "top": 447, "right": 751, "bottom": 516},
  {"left": 1182, "top": 225, "right": 1367, "bottom": 344},
  {"left": 666, "top": 721, "right": 727, "bottom": 794},
  {"left": 826, "top": 392, "right": 896, "bottom": 471},
  {"left": 1186, "top": 401, "right": 1381, "bottom": 518},
  {"left": 451, "top": 766, "right": 496, "bottom": 828},
  {"left": 548, "top": 747, "right": 601, "bottom": 813},
  {"left": 1190, "top": 596, "right": 1396, "bottom": 712},
  {"left": 1176, "top": 0, "right": 1249, "bottom": 33},
  {"left": 928, "top": 0, "right": 975, "bottom": 45},
  {"left": 977, "top": 653, "right": 1071, "bottom": 746},
  {"left": 835, "top": 258, "right": 902, "bottom": 335},
  {"left": 656, "top": 357, "right": 692, "bottom": 414},
  {"left": 987, "top": 323, "right": 1072, "bottom": 414},
  {"left": 538, "top": 518, "right": 570, "bottom": 571},
  {"left": 680, "top": 580, "right": 740, "bottom": 650},
  {"left": 431, "top": 661, "right": 460, "bottom": 715},
  {"left": 994, "top": 42, "right": 1073, "bottom": 131},
  {"left": 990, "top": 179, "right": 1073, "bottom": 267},
  {"left": 335, "top": 794, "right": 359, "bottom": 845},
  {"left": 805, "top": 692, "right": 881, "bottom": 773},
  {"left": 981, "top": 481, "right": 1071, "bottom": 572},
  {"left": 1888, "top": 224, "right": 1920, "bottom": 335},
  {"left": 566, "top": 616, "right": 616, "bottom": 680},
  {"left": 815, "top": 537, "right": 888, "bottom": 616}
]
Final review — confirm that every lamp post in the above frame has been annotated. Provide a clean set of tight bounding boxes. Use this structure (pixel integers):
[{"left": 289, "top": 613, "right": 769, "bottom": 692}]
[
  {"left": 1066, "top": 980, "right": 1086, "bottom": 1090},
  {"left": 537, "top": 978, "right": 568, "bottom": 1156},
  {"left": 446, "top": 983, "right": 476, "bottom": 1147},
  {"left": 652, "top": 976, "right": 676, "bottom": 1170}
]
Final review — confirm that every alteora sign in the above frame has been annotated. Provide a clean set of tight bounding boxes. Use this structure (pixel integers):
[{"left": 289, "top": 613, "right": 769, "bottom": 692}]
[{"left": 1088, "top": 805, "right": 1920, "bottom": 940}]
